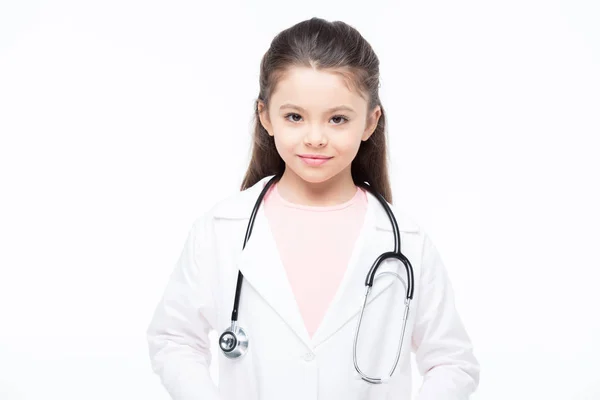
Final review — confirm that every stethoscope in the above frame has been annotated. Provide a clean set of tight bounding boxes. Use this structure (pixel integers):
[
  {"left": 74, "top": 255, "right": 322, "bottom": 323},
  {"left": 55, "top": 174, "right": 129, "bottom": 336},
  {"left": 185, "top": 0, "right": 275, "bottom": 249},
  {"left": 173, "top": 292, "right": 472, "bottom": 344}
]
[{"left": 219, "top": 173, "right": 414, "bottom": 385}]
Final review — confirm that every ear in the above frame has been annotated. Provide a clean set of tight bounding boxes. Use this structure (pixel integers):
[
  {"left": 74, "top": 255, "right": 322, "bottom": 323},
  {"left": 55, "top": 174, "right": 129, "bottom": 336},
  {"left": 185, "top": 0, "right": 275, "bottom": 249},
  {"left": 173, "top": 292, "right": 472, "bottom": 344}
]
[
  {"left": 362, "top": 105, "right": 381, "bottom": 141},
  {"left": 257, "top": 100, "right": 274, "bottom": 137}
]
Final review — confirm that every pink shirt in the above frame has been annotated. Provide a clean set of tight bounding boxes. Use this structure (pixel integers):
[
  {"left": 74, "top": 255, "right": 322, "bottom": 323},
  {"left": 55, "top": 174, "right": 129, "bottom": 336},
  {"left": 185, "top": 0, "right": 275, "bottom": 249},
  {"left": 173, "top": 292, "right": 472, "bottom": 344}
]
[{"left": 263, "top": 182, "right": 368, "bottom": 338}]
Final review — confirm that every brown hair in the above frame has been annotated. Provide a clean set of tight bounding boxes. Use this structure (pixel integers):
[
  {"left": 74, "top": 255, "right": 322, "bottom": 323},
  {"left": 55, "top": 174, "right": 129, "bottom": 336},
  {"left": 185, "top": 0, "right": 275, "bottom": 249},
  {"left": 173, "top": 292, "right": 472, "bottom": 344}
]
[{"left": 240, "top": 17, "right": 393, "bottom": 203}]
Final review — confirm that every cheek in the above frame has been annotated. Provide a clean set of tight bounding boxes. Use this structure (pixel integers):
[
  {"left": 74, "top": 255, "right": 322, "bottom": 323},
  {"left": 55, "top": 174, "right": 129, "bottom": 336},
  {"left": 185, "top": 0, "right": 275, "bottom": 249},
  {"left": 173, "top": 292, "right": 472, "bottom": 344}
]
[
  {"left": 273, "top": 131, "right": 290, "bottom": 146},
  {"left": 272, "top": 126, "right": 299, "bottom": 151},
  {"left": 272, "top": 134, "right": 296, "bottom": 159},
  {"left": 333, "top": 132, "right": 363, "bottom": 155}
]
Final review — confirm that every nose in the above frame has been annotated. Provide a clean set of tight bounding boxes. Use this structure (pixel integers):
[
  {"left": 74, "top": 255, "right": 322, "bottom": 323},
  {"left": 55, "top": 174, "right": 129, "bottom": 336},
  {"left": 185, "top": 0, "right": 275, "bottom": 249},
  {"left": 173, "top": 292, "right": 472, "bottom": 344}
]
[{"left": 303, "top": 126, "right": 328, "bottom": 147}]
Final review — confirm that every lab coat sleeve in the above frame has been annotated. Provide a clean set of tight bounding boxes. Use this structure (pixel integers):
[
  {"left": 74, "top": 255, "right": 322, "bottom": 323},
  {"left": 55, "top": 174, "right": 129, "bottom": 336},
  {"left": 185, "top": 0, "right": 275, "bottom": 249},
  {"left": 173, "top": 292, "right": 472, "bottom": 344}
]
[
  {"left": 146, "top": 213, "right": 221, "bottom": 400},
  {"left": 411, "top": 233, "right": 480, "bottom": 400}
]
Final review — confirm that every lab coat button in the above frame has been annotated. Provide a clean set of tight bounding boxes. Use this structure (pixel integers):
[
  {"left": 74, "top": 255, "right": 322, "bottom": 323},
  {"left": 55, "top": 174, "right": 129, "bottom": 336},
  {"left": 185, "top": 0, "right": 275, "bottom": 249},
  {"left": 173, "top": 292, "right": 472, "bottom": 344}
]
[{"left": 303, "top": 352, "right": 315, "bottom": 362}]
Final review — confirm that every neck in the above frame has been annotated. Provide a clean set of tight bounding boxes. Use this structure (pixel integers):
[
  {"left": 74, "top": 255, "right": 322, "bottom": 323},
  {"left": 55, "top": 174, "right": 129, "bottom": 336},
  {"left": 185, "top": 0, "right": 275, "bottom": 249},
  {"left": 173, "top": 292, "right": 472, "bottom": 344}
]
[{"left": 275, "top": 167, "right": 357, "bottom": 207}]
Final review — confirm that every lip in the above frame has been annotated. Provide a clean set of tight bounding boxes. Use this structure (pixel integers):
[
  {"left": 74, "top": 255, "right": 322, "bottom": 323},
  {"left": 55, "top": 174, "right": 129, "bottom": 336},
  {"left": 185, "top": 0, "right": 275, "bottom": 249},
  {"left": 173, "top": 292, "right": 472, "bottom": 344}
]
[
  {"left": 298, "top": 155, "right": 332, "bottom": 166},
  {"left": 298, "top": 154, "right": 333, "bottom": 159}
]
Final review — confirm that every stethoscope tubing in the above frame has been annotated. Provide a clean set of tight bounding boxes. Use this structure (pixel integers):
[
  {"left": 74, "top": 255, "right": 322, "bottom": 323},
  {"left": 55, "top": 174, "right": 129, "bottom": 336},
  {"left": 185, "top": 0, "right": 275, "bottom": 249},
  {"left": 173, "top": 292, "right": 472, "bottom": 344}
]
[{"left": 220, "top": 172, "right": 415, "bottom": 384}]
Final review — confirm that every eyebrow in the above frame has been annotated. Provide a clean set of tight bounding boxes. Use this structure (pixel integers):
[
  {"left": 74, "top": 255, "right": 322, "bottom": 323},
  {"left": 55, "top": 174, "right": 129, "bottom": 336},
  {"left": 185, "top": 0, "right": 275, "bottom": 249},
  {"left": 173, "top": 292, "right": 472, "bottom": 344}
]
[{"left": 279, "top": 103, "right": 356, "bottom": 114}]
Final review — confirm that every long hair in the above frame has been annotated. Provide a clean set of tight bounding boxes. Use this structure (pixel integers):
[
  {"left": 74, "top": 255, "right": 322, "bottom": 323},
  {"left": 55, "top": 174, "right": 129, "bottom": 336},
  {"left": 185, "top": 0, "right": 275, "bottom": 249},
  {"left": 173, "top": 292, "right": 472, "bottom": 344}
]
[{"left": 240, "top": 17, "right": 393, "bottom": 203}]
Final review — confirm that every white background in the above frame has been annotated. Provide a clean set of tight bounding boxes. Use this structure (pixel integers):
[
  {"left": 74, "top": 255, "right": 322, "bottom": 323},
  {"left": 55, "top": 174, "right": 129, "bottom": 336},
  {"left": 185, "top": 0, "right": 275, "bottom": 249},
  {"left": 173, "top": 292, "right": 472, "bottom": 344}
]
[{"left": 1, "top": 0, "right": 599, "bottom": 399}]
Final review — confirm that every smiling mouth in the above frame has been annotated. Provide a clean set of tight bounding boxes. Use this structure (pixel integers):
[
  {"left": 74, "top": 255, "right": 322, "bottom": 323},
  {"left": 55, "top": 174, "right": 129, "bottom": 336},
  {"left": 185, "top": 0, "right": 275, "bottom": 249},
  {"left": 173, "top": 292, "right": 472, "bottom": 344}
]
[
  {"left": 298, "top": 154, "right": 333, "bottom": 159},
  {"left": 298, "top": 155, "right": 332, "bottom": 166}
]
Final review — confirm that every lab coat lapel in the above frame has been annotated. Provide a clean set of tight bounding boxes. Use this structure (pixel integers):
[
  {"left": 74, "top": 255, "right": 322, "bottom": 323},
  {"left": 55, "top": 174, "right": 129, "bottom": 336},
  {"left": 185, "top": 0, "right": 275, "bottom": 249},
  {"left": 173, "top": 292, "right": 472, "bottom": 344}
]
[
  {"left": 311, "top": 190, "right": 401, "bottom": 348},
  {"left": 235, "top": 194, "right": 313, "bottom": 350},
  {"left": 213, "top": 175, "right": 419, "bottom": 352}
]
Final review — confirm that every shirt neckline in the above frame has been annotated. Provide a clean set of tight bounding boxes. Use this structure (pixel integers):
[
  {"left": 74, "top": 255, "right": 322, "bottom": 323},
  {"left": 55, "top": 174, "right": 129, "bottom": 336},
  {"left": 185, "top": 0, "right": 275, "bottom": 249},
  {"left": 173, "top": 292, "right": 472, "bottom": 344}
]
[{"left": 272, "top": 183, "right": 363, "bottom": 212}]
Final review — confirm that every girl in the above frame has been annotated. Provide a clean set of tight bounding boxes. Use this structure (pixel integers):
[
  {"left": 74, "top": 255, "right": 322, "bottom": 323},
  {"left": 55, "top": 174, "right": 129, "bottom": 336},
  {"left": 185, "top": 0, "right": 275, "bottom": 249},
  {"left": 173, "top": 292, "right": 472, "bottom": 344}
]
[{"left": 147, "top": 17, "right": 480, "bottom": 400}]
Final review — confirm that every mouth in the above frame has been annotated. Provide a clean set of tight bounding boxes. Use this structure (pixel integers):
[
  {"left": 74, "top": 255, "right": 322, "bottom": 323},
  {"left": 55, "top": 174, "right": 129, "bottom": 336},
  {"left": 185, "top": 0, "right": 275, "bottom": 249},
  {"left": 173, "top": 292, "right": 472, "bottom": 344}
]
[
  {"left": 298, "top": 154, "right": 333, "bottom": 160},
  {"left": 298, "top": 155, "right": 333, "bottom": 166}
]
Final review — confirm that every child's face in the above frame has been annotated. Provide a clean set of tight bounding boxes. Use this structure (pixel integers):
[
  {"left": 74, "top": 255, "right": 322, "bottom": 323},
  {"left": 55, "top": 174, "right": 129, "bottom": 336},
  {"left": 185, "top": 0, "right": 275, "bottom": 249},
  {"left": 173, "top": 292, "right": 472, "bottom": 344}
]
[{"left": 258, "top": 66, "right": 381, "bottom": 185}]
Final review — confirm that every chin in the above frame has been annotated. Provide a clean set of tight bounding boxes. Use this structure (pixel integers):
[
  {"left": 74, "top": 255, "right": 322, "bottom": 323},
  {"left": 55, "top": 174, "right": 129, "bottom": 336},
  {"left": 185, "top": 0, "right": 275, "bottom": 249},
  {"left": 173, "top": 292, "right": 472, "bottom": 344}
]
[
  {"left": 292, "top": 168, "right": 336, "bottom": 184},
  {"left": 300, "top": 175, "right": 330, "bottom": 184}
]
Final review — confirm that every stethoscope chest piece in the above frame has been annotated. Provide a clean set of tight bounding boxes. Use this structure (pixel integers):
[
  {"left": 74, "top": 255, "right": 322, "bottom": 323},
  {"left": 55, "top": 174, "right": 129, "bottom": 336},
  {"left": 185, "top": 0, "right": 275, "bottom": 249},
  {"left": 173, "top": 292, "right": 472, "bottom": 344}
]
[
  {"left": 219, "top": 322, "right": 248, "bottom": 359},
  {"left": 219, "top": 174, "right": 414, "bottom": 385}
]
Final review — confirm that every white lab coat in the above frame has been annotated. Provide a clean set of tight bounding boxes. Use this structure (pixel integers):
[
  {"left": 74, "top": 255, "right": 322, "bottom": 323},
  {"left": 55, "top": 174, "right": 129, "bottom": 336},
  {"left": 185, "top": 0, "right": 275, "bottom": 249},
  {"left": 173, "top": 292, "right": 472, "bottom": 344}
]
[{"left": 146, "top": 175, "right": 480, "bottom": 400}]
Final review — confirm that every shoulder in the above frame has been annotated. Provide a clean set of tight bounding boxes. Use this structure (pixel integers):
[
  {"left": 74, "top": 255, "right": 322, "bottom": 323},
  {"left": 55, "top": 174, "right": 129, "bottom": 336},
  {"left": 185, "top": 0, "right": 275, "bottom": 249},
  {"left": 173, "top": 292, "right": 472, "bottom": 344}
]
[
  {"left": 360, "top": 186, "right": 422, "bottom": 235},
  {"left": 388, "top": 202, "right": 423, "bottom": 235},
  {"left": 191, "top": 175, "right": 274, "bottom": 231}
]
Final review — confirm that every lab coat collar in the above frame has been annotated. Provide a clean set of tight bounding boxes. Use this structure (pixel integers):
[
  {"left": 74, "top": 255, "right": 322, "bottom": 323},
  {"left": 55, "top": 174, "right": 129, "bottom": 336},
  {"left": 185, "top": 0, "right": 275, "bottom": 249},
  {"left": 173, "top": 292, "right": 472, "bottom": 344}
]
[
  {"left": 212, "top": 174, "right": 420, "bottom": 350},
  {"left": 212, "top": 174, "right": 420, "bottom": 233}
]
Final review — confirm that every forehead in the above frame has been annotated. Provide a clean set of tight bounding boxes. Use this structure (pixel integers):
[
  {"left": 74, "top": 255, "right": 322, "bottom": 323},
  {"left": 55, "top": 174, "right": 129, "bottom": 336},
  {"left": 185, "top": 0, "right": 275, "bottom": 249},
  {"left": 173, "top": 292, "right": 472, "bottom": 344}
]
[{"left": 270, "top": 66, "right": 367, "bottom": 111}]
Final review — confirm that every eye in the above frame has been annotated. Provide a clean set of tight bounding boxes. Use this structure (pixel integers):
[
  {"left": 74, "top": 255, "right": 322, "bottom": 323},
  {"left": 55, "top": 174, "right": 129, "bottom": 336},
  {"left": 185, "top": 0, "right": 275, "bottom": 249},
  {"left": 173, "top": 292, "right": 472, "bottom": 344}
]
[
  {"left": 284, "top": 113, "right": 303, "bottom": 123},
  {"left": 283, "top": 113, "right": 350, "bottom": 125},
  {"left": 331, "top": 115, "right": 349, "bottom": 125}
]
